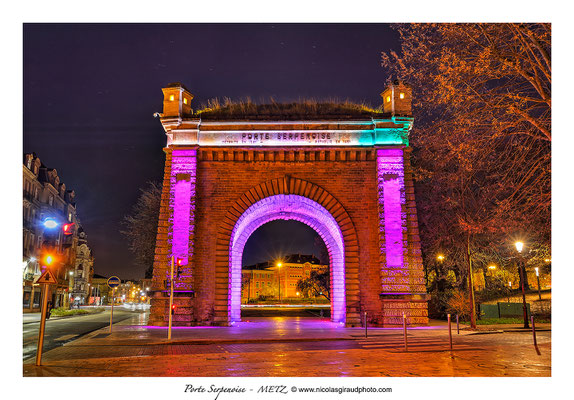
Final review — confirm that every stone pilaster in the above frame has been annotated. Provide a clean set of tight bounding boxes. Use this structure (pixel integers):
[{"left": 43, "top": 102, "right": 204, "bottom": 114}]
[
  {"left": 149, "top": 146, "right": 198, "bottom": 326},
  {"left": 376, "top": 147, "right": 428, "bottom": 326}
]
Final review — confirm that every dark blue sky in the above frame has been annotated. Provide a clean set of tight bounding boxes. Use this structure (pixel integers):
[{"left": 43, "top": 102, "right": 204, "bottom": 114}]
[{"left": 23, "top": 23, "right": 400, "bottom": 279}]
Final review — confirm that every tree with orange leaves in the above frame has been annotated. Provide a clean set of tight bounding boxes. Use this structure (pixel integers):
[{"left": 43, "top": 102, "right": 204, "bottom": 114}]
[{"left": 382, "top": 24, "right": 551, "bottom": 327}]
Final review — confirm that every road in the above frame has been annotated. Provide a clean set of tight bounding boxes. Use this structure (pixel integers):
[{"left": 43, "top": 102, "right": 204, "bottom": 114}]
[{"left": 23, "top": 309, "right": 143, "bottom": 361}]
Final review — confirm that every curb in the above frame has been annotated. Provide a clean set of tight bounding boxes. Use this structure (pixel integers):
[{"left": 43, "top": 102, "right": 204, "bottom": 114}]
[
  {"left": 23, "top": 310, "right": 106, "bottom": 325},
  {"left": 77, "top": 336, "right": 356, "bottom": 347}
]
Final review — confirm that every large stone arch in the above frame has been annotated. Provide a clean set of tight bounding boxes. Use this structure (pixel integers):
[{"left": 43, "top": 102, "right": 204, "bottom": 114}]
[{"left": 214, "top": 176, "right": 361, "bottom": 326}]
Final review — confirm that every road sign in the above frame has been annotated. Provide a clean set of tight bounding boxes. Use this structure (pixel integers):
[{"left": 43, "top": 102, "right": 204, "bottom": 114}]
[
  {"left": 36, "top": 269, "right": 58, "bottom": 285},
  {"left": 107, "top": 276, "right": 121, "bottom": 288}
]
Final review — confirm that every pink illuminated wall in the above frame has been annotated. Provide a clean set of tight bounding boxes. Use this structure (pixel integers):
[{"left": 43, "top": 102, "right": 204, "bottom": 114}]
[
  {"left": 228, "top": 195, "right": 346, "bottom": 323},
  {"left": 377, "top": 148, "right": 408, "bottom": 291},
  {"left": 169, "top": 149, "right": 196, "bottom": 290}
]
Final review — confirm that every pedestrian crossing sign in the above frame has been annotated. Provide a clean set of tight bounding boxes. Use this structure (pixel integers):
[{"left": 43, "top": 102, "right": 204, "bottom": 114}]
[{"left": 37, "top": 269, "right": 58, "bottom": 285}]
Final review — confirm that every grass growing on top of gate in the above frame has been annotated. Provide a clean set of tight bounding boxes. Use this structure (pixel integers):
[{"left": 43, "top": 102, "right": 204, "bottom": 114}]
[{"left": 194, "top": 97, "right": 385, "bottom": 119}]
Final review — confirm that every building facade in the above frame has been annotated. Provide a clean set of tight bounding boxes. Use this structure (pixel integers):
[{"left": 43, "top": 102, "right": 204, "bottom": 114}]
[
  {"left": 70, "top": 227, "right": 95, "bottom": 305},
  {"left": 22, "top": 153, "right": 90, "bottom": 311},
  {"left": 242, "top": 254, "right": 326, "bottom": 301},
  {"left": 149, "top": 81, "right": 428, "bottom": 327}
]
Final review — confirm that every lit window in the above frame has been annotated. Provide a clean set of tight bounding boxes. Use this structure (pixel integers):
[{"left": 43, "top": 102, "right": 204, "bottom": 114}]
[
  {"left": 169, "top": 95, "right": 175, "bottom": 101},
  {"left": 183, "top": 97, "right": 188, "bottom": 104},
  {"left": 400, "top": 92, "right": 405, "bottom": 99},
  {"left": 386, "top": 96, "right": 391, "bottom": 103}
]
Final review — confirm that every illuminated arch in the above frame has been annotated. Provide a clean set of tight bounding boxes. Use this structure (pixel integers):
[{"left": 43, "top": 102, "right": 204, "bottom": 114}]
[{"left": 215, "top": 177, "right": 360, "bottom": 325}]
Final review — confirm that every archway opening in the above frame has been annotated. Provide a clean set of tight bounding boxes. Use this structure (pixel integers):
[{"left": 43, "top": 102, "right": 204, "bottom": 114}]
[
  {"left": 241, "top": 220, "right": 331, "bottom": 318},
  {"left": 229, "top": 194, "right": 346, "bottom": 324}
]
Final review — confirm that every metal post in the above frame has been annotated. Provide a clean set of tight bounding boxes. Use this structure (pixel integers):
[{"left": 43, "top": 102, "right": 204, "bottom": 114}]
[
  {"left": 364, "top": 311, "right": 368, "bottom": 338},
  {"left": 168, "top": 256, "right": 174, "bottom": 340},
  {"left": 109, "top": 287, "right": 115, "bottom": 333},
  {"left": 403, "top": 313, "right": 408, "bottom": 352},
  {"left": 536, "top": 274, "right": 542, "bottom": 301},
  {"left": 35, "top": 284, "right": 49, "bottom": 366},
  {"left": 448, "top": 314, "right": 453, "bottom": 351},
  {"left": 531, "top": 316, "right": 541, "bottom": 355},
  {"left": 519, "top": 260, "right": 530, "bottom": 329},
  {"left": 456, "top": 314, "right": 460, "bottom": 334}
]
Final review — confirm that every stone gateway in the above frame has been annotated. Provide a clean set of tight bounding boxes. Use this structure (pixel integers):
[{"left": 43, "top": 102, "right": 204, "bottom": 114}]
[{"left": 149, "top": 82, "right": 429, "bottom": 327}]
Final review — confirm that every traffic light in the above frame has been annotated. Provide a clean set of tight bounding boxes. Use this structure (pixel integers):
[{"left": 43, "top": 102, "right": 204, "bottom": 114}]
[
  {"left": 171, "top": 304, "right": 177, "bottom": 315},
  {"left": 176, "top": 258, "right": 186, "bottom": 279},
  {"left": 62, "top": 223, "right": 75, "bottom": 235}
]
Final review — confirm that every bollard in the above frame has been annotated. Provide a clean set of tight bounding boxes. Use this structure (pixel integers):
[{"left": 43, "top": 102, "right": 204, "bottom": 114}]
[
  {"left": 456, "top": 314, "right": 460, "bottom": 334},
  {"left": 364, "top": 311, "right": 368, "bottom": 338},
  {"left": 448, "top": 314, "right": 453, "bottom": 351},
  {"left": 531, "top": 316, "right": 541, "bottom": 355},
  {"left": 403, "top": 313, "right": 408, "bottom": 352}
]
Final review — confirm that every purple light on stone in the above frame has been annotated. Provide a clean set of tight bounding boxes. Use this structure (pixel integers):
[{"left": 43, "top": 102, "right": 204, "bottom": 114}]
[
  {"left": 169, "top": 149, "right": 196, "bottom": 290},
  {"left": 228, "top": 194, "right": 346, "bottom": 323},
  {"left": 377, "top": 149, "right": 405, "bottom": 272}
]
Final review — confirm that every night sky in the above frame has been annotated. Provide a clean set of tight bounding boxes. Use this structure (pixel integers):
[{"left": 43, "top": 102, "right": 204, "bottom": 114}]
[{"left": 23, "top": 23, "right": 400, "bottom": 279}]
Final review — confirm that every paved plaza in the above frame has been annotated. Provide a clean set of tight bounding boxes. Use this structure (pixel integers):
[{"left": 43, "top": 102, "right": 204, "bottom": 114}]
[{"left": 23, "top": 312, "right": 551, "bottom": 377}]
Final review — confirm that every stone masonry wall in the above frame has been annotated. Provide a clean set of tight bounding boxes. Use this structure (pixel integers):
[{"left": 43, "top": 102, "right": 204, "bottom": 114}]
[{"left": 150, "top": 145, "right": 428, "bottom": 326}]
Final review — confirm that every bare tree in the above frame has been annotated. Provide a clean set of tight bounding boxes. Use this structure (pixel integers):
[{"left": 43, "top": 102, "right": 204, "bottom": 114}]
[{"left": 120, "top": 181, "right": 162, "bottom": 279}]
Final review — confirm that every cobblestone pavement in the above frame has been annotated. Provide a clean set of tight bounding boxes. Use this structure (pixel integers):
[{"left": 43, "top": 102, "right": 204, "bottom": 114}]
[{"left": 23, "top": 314, "right": 551, "bottom": 377}]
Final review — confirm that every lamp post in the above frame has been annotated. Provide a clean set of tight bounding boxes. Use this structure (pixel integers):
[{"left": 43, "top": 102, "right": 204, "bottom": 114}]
[
  {"left": 486, "top": 265, "right": 496, "bottom": 290},
  {"left": 535, "top": 267, "right": 542, "bottom": 300},
  {"left": 277, "top": 262, "right": 282, "bottom": 304},
  {"left": 515, "top": 241, "right": 529, "bottom": 329},
  {"left": 508, "top": 281, "right": 512, "bottom": 303}
]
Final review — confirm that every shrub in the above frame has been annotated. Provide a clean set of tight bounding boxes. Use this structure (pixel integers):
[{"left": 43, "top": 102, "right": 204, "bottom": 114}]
[{"left": 445, "top": 291, "right": 472, "bottom": 321}]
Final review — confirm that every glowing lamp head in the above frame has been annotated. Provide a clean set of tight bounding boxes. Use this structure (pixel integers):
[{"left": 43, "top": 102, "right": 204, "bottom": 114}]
[
  {"left": 535, "top": 267, "right": 539, "bottom": 276},
  {"left": 437, "top": 254, "right": 445, "bottom": 262},
  {"left": 277, "top": 262, "right": 282, "bottom": 268},
  {"left": 43, "top": 218, "right": 58, "bottom": 229},
  {"left": 508, "top": 281, "right": 512, "bottom": 287},
  {"left": 488, "top": 265, "right": 496, "bottom": 270},
  {"left": 515, "top": 241, "right": 524, "bottom": 253},
  {"left": 45, "top": 255, "right": 54, "bottom": 266}
]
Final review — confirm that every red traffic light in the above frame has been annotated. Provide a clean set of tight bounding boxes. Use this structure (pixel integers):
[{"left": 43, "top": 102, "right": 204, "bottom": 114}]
[
  {"left": 62, "top": 223, "right": 75, "bottom": 235},
  {"left": 177, "top": 258, "right": 186, "bottom": 266},
  {"left": 171, "top": 304, "right": 177, "bottom": 315}
]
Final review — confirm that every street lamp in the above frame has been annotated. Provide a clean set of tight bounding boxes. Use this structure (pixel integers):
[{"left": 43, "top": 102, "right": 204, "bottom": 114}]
[
  {"left": 277, "top": 262, "right": 282, "bottom": 304},
  {"left": 514, "top": 241, "right": 529, "bottom": 329},
  {"left": 535, "top": 267, "right": 542, "bottom": 300},
  {"left": 508, "top": 281, "right": 512, "bottom": 303}
]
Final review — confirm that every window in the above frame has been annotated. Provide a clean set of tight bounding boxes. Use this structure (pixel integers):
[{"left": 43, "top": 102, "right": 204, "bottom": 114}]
[
  {"left": 183, "top": 97, "right": 188, "bottom": 104},
  {"left": 169, "top": 95, "right": 175, "bottom": 101},
  {"left": 386, "top": 96, "right": 391, "bottom": 103},
  {"left": 399, "top": 92, "right": 405, "bottom": 99}
]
